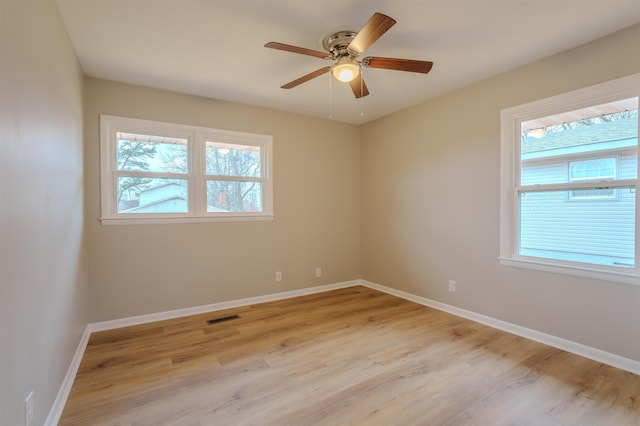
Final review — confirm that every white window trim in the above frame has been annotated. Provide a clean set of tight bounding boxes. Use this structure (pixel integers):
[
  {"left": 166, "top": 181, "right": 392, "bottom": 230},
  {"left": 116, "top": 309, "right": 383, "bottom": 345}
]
[
  {"left": 499, "top": 73, "right": 640, "bottom": 286},
  {"left": 100, "top": 115, "right": 273, "bottom": 225}
]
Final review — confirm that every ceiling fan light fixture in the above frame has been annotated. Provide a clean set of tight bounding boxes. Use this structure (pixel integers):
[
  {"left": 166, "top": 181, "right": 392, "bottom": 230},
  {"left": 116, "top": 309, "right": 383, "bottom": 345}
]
[{"left": 332, "top": 57, "right": 360, "bottom": 83}]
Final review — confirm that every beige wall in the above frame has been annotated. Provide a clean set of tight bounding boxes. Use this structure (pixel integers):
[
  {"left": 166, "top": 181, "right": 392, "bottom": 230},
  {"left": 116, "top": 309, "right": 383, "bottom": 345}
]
[
  {"left": 362, "top": 24, "right": 640, "bottom": 362},
  {"left": 84, "top": 78, "right": 362, "bottom": 322},
  {"left": 0, "top": 0, "right": 88, "bottom": 424}
]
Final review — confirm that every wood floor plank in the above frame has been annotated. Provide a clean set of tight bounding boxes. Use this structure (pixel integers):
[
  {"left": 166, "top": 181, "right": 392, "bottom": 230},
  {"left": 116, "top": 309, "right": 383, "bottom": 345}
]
[{"left": 59, "top": 286, "right": 640, "bottom": 425}]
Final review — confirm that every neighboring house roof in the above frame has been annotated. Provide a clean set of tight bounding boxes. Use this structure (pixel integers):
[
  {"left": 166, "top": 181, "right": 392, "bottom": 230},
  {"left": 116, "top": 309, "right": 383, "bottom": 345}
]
[
  {"left": 121, "top": 182, "right": 187, "bottom": 213},
  {"left": 521, "top": 118, "right": 637, "bottom": 157},
  {"left": 120, "top": 182, "right": 231, "bottom": 213},
  {"left": 138, "top": 182, "right": 185, "bottom": 204}
]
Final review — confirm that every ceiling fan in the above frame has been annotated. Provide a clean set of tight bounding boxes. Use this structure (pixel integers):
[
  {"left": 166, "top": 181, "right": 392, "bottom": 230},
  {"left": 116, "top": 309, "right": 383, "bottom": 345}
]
[{"left": 265, "top": 12, "right": 433, "bottom": 98}]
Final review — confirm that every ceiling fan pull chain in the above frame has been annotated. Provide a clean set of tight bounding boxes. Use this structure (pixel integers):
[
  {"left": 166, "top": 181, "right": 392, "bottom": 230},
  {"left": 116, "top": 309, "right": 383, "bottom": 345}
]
[
  {"left": 329, "top": 71, "right": 333, "bottom": 120},
  {"left": 360, "top": 70, "right": 364, "bottom": 117}
]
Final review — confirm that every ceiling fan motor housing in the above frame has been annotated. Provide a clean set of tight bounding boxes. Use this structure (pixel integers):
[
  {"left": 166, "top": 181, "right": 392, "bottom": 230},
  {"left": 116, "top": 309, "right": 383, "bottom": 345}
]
[{"left": 322, "top": 31, "right": 358, "bottom": 58}]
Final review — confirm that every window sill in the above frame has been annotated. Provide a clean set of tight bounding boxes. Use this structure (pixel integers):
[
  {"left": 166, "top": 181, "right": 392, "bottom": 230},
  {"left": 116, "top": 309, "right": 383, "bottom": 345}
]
[
  {"left": 499, "top": 256, "right": 640, "bottom": 287},
  {"left": 100, "top": 214, "right": 274, "bottom": 225}
]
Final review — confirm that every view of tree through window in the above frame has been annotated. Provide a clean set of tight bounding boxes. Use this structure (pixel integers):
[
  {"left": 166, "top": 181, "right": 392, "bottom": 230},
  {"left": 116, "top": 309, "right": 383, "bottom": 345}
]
[
  {"left": 116, "top": 139, "right": 154, "bottom": 210},
  {"left": 206, "top": 142, "right": 262, "bottom": 213},
  {"left": 522, "top": 110, "right": 638, "bottom": 139},
  {"left": 115, "top": 133, "right": 188, "bottom": 213}
]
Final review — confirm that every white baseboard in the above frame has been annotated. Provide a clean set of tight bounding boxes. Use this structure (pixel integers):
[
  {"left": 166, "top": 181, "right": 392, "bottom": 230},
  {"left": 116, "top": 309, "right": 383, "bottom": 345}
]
[
  {"left": 45, "top": 325, "right": 92, "bottom": 426},
  {"left": 359, "top": 279, "right": 640, "bottom": 376},
  {"left": 48, "top": 278, "right": 640, "bottom": 424},
  {"left": 89, "top": 280, "right": 360, "bottom": 333}
]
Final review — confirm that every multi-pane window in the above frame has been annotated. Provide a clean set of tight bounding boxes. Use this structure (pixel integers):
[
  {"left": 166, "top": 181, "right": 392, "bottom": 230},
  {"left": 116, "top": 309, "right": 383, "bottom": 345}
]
[
  {"left": 100, "top": 115, "right": 273, "bottom": 224},
  {"left": 500, "top": 73, "right": 640, "bottom": 284}
]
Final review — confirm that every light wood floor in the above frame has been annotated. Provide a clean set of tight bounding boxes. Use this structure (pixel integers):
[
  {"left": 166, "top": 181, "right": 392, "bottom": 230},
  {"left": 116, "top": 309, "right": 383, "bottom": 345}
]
[{"left": 59, "top": 286, "right": 640, "bottom": 425}]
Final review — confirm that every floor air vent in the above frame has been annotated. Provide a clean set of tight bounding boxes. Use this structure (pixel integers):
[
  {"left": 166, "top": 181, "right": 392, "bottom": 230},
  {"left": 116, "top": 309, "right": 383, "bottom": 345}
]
[{"left": 207, "top": 314, "right": 240, "bottom": 325}]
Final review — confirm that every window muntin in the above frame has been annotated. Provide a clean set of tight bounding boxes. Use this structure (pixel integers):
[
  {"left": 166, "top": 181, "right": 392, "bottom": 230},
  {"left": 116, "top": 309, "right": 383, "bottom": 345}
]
[
  {"left": 500, "top": 73, "right": 640, "bottom": 284},
  {"left": 101, "top": 115, "right": 273, "bottom": 223}
]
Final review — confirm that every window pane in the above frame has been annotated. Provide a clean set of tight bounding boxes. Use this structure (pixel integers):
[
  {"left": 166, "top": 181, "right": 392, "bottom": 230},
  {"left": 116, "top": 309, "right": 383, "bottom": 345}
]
[
  {"left": 519, "top": 189, "right": 635, "bottom": 267},
  {"left": 116, "top": 132, "right": 188, "bottom": 173},
  {"left": 570, "top": 188, "right": 614, "bottom": 199},
  {"left": 569, "top": 158, "right": 616, "bottom": 180},
  {"left": 117, "top": 178, "right": 188, "bottom": 213},
  {"left": 207, "top": 180, "right": 262, "bottom": 213},
  {"left": 520, "top": 100, "right": 638, "bottom": 186},
  {"left": 206, "top": 142, "right": 261, "bottom": 177}
]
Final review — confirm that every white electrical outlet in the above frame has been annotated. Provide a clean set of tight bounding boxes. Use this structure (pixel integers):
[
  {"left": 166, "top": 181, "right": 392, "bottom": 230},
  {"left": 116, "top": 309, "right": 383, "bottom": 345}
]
[
  {"left": 25, "top": 391, "right": 34, "bottom": 426},
  {"left": 275, "top": 271, "right": 282, "bottom": 282},
  {"left": 315, "top": 267, "right": 322, "bottom": 278},
  {"left": 448, "top": 280, "right": 456, "bottom": 293}
]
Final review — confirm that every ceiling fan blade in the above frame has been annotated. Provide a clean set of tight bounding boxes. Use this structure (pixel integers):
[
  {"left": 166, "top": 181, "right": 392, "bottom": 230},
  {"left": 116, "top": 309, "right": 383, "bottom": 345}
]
[
  {"left": 281, "top": 67, "right": 331, "bottom": 89},
  {"left": 264, "top": 42, "right": 329, "bottom": 59},
  {"left": 348, "top": 13, "right": 396, "bottom": 55},
  {"left": 349, "top": 74, "right": 370, "bottom": 98},
  {"left": 363, "top": 57, "right": 433, "bottom": 74}
]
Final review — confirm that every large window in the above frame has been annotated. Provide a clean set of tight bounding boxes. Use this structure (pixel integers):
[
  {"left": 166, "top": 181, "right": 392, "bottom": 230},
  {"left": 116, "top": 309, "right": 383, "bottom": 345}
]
[
  {"left": 500, "top": 74, "right": 639, "bottom": 284},
  {"left": 100, "top": 115, "right": 273, "bottom": 224}
]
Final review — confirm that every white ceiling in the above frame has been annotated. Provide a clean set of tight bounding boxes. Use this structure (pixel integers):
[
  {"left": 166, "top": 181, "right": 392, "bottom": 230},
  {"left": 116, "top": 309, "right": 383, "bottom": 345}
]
[{"left": 55, "top": 0, "right": 640, "bottom": 125}]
